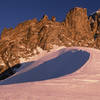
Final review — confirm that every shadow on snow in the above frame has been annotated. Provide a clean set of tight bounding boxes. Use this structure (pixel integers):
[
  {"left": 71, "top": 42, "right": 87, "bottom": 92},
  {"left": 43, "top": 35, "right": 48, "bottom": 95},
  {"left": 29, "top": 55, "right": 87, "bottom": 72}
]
[{"left": 0, "top": 49, "right": 90, "bottom": 85}]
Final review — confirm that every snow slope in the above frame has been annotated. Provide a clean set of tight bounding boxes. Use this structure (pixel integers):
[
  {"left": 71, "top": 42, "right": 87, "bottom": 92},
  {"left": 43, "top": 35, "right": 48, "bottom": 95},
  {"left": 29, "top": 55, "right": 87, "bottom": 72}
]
[{"left": 0, "top": 47, "right": 100, "bottom": 100}]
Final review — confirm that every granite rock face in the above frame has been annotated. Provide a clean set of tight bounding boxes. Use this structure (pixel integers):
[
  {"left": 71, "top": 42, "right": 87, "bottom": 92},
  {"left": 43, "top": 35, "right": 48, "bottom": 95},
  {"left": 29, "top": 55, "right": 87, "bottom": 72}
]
[
  {"left": 89, "top": 9, "right": 100, "bottom": 48},
  {"left": 0, "top": 7, "right": 100, "bottom": 76}
]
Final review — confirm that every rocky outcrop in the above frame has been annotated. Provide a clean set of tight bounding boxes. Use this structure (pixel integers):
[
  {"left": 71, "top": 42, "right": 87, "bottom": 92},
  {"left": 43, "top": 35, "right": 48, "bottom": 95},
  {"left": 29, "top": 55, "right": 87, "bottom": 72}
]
[
  {"left": 0, "top": 7, "right": 100, "bottom": 78},
  {"left": 88, "top": 9, "right": 100, "bottom": 48},
  {"left": 65, "top": 7, "right": 95, "bottom": 47}
]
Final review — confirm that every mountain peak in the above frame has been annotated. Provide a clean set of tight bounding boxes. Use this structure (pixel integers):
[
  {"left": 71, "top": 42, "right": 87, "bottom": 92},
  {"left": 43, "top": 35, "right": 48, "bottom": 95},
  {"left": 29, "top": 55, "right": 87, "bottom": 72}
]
[
  {"left": 96, "top": 9, "right": 100, "bottom": 14},
  {"left": 0, "top": 7, "right": 100, "bottom": 79}
]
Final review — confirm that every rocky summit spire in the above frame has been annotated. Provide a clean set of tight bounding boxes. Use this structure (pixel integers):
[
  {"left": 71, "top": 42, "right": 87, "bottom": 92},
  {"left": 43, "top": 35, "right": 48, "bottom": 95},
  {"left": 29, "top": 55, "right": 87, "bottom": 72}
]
[
  {"left": 40, "top": 14, "right": 48, "bottom": 22},
  {"left": 51, "top": 16, "right": 56, "bottom": 22},
  {"left": 0, "top": 7, "right": 100, "bottom": 79},
  {"left": 96, "top": 9, "right": 100, "bottom": 14},
  {"left": 65, "top": 7, "right": 91, "bottom": 39}
]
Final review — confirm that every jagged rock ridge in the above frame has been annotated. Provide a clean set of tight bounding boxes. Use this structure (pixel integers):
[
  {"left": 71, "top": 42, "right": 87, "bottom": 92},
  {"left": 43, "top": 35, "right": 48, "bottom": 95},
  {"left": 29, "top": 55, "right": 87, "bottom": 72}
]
[{"left": 0, "top": 7, "right": 100, "bottom": 78}]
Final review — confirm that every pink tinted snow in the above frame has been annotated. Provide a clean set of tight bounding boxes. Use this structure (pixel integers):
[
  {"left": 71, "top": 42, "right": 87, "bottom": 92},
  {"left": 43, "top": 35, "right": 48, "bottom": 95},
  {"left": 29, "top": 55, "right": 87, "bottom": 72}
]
[{"left": 0, "top": 47, "right": 100, "bottom": 100}]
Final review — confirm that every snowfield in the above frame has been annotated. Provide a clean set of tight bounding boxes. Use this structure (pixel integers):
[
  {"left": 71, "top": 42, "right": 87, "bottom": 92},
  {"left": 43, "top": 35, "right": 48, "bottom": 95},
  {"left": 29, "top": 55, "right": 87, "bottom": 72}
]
[{"left": 0, "top": 47, "right": 100, "bottom": 100}]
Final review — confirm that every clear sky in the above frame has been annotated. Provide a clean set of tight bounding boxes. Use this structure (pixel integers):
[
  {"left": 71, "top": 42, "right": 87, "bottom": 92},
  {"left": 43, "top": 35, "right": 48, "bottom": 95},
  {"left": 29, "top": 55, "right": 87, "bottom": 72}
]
[{"left": 0, "top": 0, "right": 100, "bottom": 33}]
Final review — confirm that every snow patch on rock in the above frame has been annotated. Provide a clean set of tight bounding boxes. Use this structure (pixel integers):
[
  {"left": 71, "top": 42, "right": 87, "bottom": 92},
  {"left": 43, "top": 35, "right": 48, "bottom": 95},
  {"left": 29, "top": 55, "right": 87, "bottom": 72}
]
[{"left": 19, "top": 45, "right": 66, "bottom": 64}]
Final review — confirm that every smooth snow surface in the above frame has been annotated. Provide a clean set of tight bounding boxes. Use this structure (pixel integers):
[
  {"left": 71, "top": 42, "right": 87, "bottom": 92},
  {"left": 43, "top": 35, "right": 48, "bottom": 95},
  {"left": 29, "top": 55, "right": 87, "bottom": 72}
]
[{"left": 0, "top": 47, "right": 100, "bottom": 100}]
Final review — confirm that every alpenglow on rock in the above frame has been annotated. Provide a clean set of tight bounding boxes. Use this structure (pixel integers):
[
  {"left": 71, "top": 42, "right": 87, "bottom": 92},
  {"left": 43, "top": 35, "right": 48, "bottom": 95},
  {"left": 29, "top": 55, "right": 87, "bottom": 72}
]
[{"left": 0, "top": 7, "right": 100, "bottom": 77}]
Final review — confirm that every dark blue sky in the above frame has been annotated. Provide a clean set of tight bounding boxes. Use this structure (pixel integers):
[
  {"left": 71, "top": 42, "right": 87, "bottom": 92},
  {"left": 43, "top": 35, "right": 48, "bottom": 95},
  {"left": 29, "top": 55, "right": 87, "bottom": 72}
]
[{"left": 0, "top": 0, "right": 100, "bottom": 33}]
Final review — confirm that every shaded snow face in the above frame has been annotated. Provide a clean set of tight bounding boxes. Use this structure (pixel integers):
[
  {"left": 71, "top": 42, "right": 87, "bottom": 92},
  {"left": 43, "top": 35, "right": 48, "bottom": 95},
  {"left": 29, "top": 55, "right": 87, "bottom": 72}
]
[{"left": 0, "top": 49, "right": 90, "bottom": 85}]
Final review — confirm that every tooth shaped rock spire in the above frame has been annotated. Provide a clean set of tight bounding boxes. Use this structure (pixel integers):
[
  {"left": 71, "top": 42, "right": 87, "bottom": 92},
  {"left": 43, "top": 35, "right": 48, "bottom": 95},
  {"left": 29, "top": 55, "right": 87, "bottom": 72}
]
[
  {"left": 40, "top": 14, "right": 48, "bottom": 21},
  {"left": 65, "top": 7, "right": 92, "bottom": 40}
]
